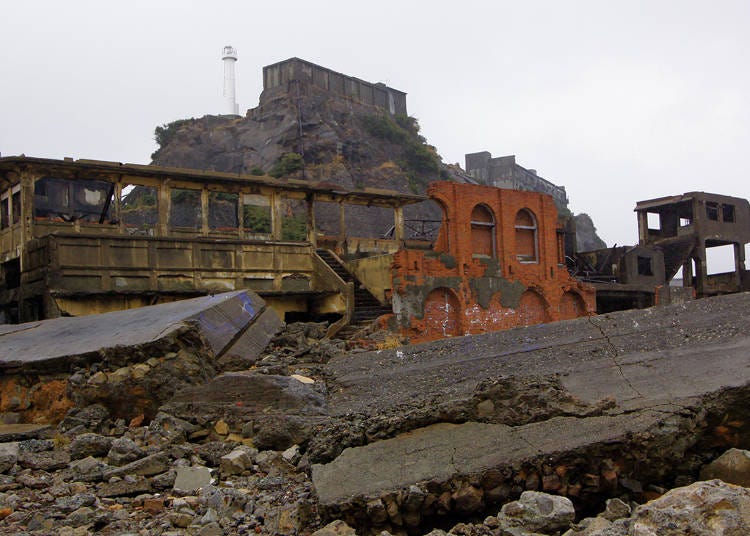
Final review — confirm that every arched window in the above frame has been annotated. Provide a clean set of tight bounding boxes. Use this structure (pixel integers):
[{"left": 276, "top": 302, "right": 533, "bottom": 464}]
[
  {"left": 470, "top": 204, "right": 495, "bottom": 257},
  {"left": 515, "top": 209, "right": 538, "bottom": 263}
]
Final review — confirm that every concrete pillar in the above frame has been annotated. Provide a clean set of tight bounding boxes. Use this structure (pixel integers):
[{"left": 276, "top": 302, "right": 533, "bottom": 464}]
[
  {"left": 271, "top": 193, "right": 283, "bottom": 240},
  {"left": 637, "top": 211, "right": 648, "bottom": 245},
  {"left": 394, "top": 206, "right": 404, "bottom": 243},
  {"left": 201, "top": 189, "right": 209, "bottom": 236},
  {"left": 338, "top": 203, "right": 345, "bottom": 248},
  {"left": 307, "top": 195, "right": 316, "bottom": 247}
]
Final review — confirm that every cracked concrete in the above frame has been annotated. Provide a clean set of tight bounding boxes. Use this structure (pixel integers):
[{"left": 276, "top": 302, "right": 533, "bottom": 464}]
[{"left": 312, "top": 292, "right": 750, "bottom": 523}]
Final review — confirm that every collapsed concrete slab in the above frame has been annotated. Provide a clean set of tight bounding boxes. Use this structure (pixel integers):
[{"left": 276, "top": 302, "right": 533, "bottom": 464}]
[
  {"left": 0, "top": 291, "right": 281, "bottom": 424},
  {"left": 311, "top": 292, "right": 750, "bottom": 530}
]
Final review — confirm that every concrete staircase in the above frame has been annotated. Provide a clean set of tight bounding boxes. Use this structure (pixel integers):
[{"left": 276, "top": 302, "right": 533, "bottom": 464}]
[{"left": 316, "top": 249, "right": 391, "bottom": 337}]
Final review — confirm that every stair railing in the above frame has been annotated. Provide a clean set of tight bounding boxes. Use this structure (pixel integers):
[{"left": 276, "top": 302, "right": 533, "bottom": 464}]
[{"left": 312, "top": 250, "right": 355, "bottom": 338}]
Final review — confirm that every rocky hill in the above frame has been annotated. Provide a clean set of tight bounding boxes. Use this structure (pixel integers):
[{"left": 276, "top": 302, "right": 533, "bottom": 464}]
[{"left": 151, "top": 75, "right": 606, "bottom": 248}]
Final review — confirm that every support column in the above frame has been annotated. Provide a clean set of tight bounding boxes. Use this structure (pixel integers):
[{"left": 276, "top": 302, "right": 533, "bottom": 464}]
[
  {"left": 393, "top": 206, "right": 404, "bottom": 243},
  {"left": 338, "top": 202, "right": 345, "bottom": 252},
  {"left": 271, "top": 193, "right": 283, "bottom": 241},
  {"left": 307, "top": 194, "right": 316, "bottom": 247},
  {"left": 637, "top": 211, "right": 648, "bottom": 245}
]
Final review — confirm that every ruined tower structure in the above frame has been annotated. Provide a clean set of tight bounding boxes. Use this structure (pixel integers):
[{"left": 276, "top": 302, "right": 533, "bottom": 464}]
[
  {"left": 465, "top": 152, "right": 568, "bottom": 210},
  {"left": 391, "top": 182, "right": 595, "bottom": 343}
]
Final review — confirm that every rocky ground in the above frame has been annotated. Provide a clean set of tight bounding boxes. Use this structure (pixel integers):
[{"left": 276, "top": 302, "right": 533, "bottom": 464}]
[{"left": 3, "top": 298, "right": 750, "bottom": 535}]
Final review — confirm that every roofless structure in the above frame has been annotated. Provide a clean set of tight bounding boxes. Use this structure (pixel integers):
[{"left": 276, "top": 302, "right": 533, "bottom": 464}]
[{"left": 0, "top": 156, "right": 424, "bottom": 333}]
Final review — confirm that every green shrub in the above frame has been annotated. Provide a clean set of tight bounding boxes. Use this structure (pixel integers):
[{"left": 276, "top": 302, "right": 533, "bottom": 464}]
[{"left": 269, "top": 153, "right": 304, "bottom": 178}]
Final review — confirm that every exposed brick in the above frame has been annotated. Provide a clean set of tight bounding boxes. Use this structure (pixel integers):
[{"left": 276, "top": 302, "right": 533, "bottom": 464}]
[{"left": 392, "top": 182, "right": 595, "bottom": 343}]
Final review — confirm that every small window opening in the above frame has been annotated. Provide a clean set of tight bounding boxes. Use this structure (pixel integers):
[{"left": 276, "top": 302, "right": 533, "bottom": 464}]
[
  {"left": 637, "top": 255, "right": 653, "bottom": 276},
  {"left": 471, "top": 204, "right": 496, "bottom": 257},
  {"left": 515, "top": 209, "right": 538, "bottom": 263},
  {"left": 209, "top": 192, "right": 238, "bottom": 231},
  {"left": 0, "top": 196, "right": 8, "bottom": 230},
  {"left": 169, "top": 188, "right": 202, "bottom": 229},
  {"left": 723, "top": 204, "right": 735, "bottom": 223},
  {"left": 11, "top": 190, "right": 20, "bottom": 225},
  {"left": 706, "top": 202, "right": 719, "bottom": 221},
  {"left": 242, "top": 194, "right": 271, "bottom": 238},
  {"left": 680, "top": 217, "right": 692, "bottom": 227},
  {"left": 647, "top": 212, "right": 661, "bottom": 230},
  {"left": 121, "top": 184, "right": 158, "bottom": 236}
]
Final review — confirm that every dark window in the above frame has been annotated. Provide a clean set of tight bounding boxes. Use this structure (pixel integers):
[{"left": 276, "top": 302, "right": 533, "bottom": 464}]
[
  {"left": 169, "top": 188, "right": 202, "bottom": 229},
  {"left": 33, "top": 177, "right": 113, "bottom": 222},
  {"left": 637, "top": 255, "right": 653, "bottom": 276},
  {"left": 0, "top": 197, "right": 8, "bottom": 229},
  {"left": 242, "top": 194, "right": 271, "bottom": 236},
  {"left": 706, "top": 202, "right": 719, "bottom": 221},
  {"left": 723, "top": 204, "right": 735, "bottom": 223},
  {"left": 11, "top": 191, "right": 20, "bottom": 225},
  {"left": 209, "top": 192, "right": 238, "bottom": 231}
]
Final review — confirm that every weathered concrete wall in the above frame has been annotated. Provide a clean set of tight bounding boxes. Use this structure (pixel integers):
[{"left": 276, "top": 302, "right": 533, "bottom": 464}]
[
  {"left": 391, "top": 182, "right": 594, "bottom": 342},
  {"left": 311, "top": 291, "right": 750, "bottom": 530}
]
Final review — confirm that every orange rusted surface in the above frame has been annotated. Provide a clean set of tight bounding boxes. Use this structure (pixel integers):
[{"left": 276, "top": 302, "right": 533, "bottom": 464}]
[
  {"left": 0, "top": 376, "right": 74, "bottom": 424},
  {"left": 392, "top": 182, "right": 595, "bottom": 343}
]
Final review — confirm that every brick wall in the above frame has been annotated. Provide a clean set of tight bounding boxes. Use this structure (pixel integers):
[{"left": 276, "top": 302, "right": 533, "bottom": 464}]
[{"left": 391, "top": 182, "right": 595, "bottom": 343}]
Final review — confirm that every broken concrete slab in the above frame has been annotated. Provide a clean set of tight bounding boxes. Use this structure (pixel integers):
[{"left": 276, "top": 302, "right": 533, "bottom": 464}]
[
  {"left": 0, "top": 424, "right": 54, "bottom": 442},
  {"left": 0, "top": 290, "right": 278, "bottom": 372},
  {"left": 0, "top": 291, "right": 281, "bottom": 424},
  {"left": 311, "top": 292, "right": 750, "bottom": 526}
]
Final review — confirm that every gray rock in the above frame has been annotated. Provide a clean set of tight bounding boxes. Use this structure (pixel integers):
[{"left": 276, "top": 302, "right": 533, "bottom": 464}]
[
  {"left": 498, "top": 491, "right": 576, "bottom": 534},
  {"left": 17, "top": 448, "right": 70, "bottom": 471},
  {"left": 152, "top": 469, "right": 177, "bottom": 490},
  {"left": 0, "top": 442, "right": 19, "bottom": 473},
  {"left": 563, "top": 517, "right": 613, "bottom": 536},
  {"left": 194, "top": 441, "right": 234, "bottom": 467},
  {"left": 311, "top": 520, "right": 357, "bottom": 535},
  {"left": 66, "top": 456, "right": 111, "bottom": 482},
  {"left": 599, "top": 498, "right": 631, "bottom": 522},
  {"left": 104, "top": 452, "right": 169, "bottom": 478},
  {"left": 66, "top": 506, "right": 95, "bottom": 527},
  {"left": 630, "top": 479, "right": 750, "bottom": 535},
  {"left": 220, "top": 446, "right": 255, "bottom": 475},
  {"left": 54, "top": 492, "right": 97, "bottom": 513},
  {"left": 18, "top": 439, "right": 54, "bottom": 453},
  {"left": 107, "top": 437, "right": 145, "bottom": 466},
  {"left": 282, "top": 444, "right": 301, "bottom": 465},
  {"left": 69, "top": 433, "right": 113, "bottom": 460},
  {"left": 97, "top": 477, "right": 152, "bottom": 497},
  {"left": 173, "top": 466, "right": 213, "bottom": 495},
  {"left": 699, "top": 448, "right": 750, "bottom": 487},
  {"left": 59, "top": 404, "right": 111, "bottom": 433}
]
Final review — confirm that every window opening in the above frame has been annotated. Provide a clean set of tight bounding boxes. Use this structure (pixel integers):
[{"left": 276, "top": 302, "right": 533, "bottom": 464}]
[
  {"left": 34, "top": 177, "right": 114, "bottom": 223},
  {"left": 637, "top": 255, "right": 653, "bottom": 276},
  {"left": 281, "top": 199, "right": 308, "bottom": 241},
  {"left": 169, "top": 188, "right": 202, "bottom": 229},
  {"left": 121, "top": 184, "right": 158, "bottom": 236},
  {"left": 679, "top": 217, "right": 692, "bottom": 227},
  {"left": 470, "top": 204, "right": 495, "bottom": 257},
  {"left": 723, "top": 204, "right": 735, "bottom": 223},
  {"left": 515, "top": 209, "right": 538, "bottom": 263},
  {"left": 209, "top": 192, "right": 238, "bottom": 231},
  {"left": 11, "top": 189, "right": 20, "bottom": 225},
  {"left": 647, "top": 212, "right": 661, "bottom": 230},
  {"left": 0, "top": 194, "right": 8, "bottom": 230},
  {"left": 706, "top": 244, "right": 735, "bottom": 275},
  {"left": 242, "top": 194, "right": 271, "bottom": 238},
  {"left": 706, "top": 202, "right": 719, "bottom": 221}
]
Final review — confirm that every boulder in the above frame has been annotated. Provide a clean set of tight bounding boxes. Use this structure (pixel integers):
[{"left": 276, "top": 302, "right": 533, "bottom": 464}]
[
  {"left": 0, "top": 442, "right": 18, "bottom": 473},
  {"left": 173, "top": 466, "right": 213, "bottom": 495},
  {"left": 700, "top": 448, "right": 750, "bottom": 487},
  {"left": 311, "top": 520, "right": 357, "bottom": 536},
  {"left": 497, "top": 491, "right": 575, "bottom": 534},
  {"left": 629, "top": 479, "right": 750, "bottom": 535}
]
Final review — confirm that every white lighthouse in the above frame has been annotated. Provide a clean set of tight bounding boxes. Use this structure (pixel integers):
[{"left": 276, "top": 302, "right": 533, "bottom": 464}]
[{"left": 222, "top": 45, "right": 239, "bottom": 115}]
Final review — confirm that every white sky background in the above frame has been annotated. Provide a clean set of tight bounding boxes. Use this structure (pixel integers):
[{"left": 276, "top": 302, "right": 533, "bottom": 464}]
[{"left": 2, "top": 1, "right": 749, "bottom": 268}]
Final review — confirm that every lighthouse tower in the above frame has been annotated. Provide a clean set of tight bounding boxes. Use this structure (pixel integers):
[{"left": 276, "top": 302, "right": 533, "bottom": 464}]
[{"left": 222, "top": 45, "right": 239, "bottom": 115}]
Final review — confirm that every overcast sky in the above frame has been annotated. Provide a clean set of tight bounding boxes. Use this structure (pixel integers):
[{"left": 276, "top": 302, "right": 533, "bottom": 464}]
[{"left": 2, "top": 1, "right": 748, "bottom": 267}]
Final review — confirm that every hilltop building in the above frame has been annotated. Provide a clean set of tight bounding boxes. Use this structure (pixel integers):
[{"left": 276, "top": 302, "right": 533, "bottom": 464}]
[
  {"left": 465, "top": 152, "right": 568, "bottom": 210},
  {"left": 260, "top": 57, "right": 407, "bottom": 116}
]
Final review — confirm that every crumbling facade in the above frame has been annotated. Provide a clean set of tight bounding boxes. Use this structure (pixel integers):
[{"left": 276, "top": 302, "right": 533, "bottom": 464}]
[
  {"left": 635, "top": 192, "right": 750, "bottom": 297},
  {"left": 464, "top": 152, "right": 568, "bottom": 209},
  {"left": 391, "top": 182, "right": 595, "bottom": 343},
  {"left": 261, "top": 57, "right": 407, "bottom": 116}
]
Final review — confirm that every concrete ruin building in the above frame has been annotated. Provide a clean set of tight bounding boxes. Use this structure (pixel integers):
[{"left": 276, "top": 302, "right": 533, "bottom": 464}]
[
  {"left": 260, "top": 57, "right": 408, "bottom": 116},
  {"left": 573, "top": 191, "right": 750, "bottom": 312},
  {"left": 464, "top": 151, "right": 569, "bottom": 210}
]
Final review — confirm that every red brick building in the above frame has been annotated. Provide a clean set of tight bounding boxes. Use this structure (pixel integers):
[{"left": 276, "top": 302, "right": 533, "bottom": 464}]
[{"left": 391, "top": 182, "right": 595, "bottom": 343}]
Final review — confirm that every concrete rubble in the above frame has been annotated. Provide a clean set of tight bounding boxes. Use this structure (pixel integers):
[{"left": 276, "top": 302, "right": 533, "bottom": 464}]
[{"left": 2, "top": 291, "right": 750, "bottom": 533}]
